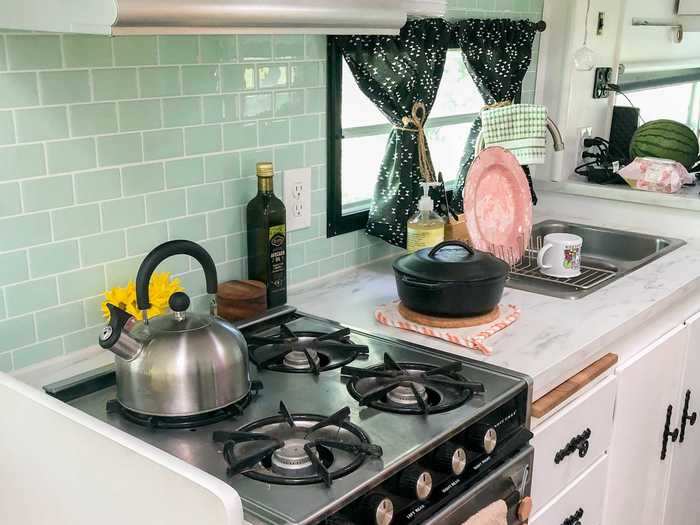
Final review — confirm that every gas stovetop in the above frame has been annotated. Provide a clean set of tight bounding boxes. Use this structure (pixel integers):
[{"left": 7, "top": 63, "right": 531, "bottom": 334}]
[{"left": 46, "top": 307, "right": 531, "bottom": 525}]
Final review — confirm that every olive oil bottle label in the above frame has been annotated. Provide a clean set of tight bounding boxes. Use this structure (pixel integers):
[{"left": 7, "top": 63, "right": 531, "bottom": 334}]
[{"left": 268, "top": 224, "right": 286, "bottom": 292}]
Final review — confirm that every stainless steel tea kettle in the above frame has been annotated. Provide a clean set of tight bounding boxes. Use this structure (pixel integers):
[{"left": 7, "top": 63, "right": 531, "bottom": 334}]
[{"left": 99, "top": 240, "right": 251, "bottom": 417}]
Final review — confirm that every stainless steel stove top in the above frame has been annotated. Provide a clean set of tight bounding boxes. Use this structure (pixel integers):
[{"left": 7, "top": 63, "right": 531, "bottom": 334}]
[{"left": 46, "top": 308, "right": 531, "bottom": 525}]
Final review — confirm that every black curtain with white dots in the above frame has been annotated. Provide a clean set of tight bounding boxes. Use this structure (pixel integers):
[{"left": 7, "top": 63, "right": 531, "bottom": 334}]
[
  {"left": 451, "top": 19, "right": 539, "bottom": 212},
  {"left": 334, "top": 19, "right": 450, "bottom": 248}
]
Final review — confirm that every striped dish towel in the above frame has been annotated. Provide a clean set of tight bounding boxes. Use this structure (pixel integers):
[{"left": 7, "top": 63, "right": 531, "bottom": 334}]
[
  {"left": 481, "top": 104, "right": 547, "bottom": 165},
  {"left": 375, "top": 301, "right": 520, "bottom": 355}
]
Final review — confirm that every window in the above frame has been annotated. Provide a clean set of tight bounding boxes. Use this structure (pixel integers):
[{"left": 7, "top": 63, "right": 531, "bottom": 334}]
[
  {"left": 617, "top": 71, "right": 700, "bottom": 134},
  {"left": 327, "top": 44, "right": 484, "bottom": 237}
]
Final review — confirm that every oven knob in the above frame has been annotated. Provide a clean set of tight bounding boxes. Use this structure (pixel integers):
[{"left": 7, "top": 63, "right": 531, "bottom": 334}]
[
  {"left": 399, "top": 466, "right": 433, "bottom": 501},
  {"left": 362, "top": 494, "right": 394, "bottom": 525},
  {"left": 432, "top": 442, "right": 468, "bottom": 476},
  {"left": 464, "top": 424, "right": 498, "bottom": 454}
]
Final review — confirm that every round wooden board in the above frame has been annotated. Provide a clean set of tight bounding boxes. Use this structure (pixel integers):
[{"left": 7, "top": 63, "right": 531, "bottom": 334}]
[
  {"left": 397, "top": 303, "right": 500, "bottom": 328},
  {"left": 217, "top": 280, "right": 267, "bottom": 322}
]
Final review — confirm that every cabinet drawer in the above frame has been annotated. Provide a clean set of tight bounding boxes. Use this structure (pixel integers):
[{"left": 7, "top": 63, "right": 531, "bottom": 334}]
[
  {"left": 530, "top": 455, "right": 608, "bottom": 525},
  {"left": 531, "top": 375, "right": 616, "bottom": 513}
]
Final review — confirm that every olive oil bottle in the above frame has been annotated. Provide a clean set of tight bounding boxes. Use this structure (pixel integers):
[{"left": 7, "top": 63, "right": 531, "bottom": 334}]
[{"left": 246, "top": 162, "right": 287, "bottom": 308}]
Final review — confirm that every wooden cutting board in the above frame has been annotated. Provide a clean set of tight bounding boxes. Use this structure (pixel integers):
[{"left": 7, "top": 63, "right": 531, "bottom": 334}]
[
  {"left": 217, "top": 280, "right": 267, "bottom": 322},
  {"left": 398, "top": 303, "right": 500, "bottom": 328},
  {"left": 532, "top": 353, "right": 619, "bottom": 418}
]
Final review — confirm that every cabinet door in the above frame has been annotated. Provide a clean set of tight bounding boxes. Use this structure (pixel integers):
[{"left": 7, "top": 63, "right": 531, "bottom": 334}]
[
  {"left": 678, "top": 0, "right": 700, "bottom": 15},
  {"left": 604, "top": 326, "right": 688, "bottom": 525},
  {"left": 664, "top": 314, "right": 700, "bottom": 524}
]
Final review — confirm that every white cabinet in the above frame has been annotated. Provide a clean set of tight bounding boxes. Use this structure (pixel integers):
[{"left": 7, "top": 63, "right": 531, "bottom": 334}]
[
  {"left": 604, "top": 326, "right": 689, "bottom": 525},
  {"left": 664, "top": 313, "right": 700, "bottom": 524},
  {"left": 678, "top": 0, "right": 700, "bottom": 15},
  {"left": 531, "top": 376, "right": 616, "bottom": 515},
  {"left": 530, "top": 455, "right": 609, "bottom": 525}
]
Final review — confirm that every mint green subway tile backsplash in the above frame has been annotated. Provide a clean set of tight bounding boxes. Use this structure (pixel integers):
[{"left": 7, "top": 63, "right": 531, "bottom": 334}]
[
  {"left": 0, "top": 0, "right": 541, "bottom": 372},
  {"left": 0, "top": 182, "right": 21, "bottom": 217},
  {"left": 0, "top": 72, "right": 39, "bottom": 108},
  {"left": 274, "top": 36, "right": 306, "bottom": 61},
  {"left": 46, "top": 137, "right": 96, "bottom": 174},
  {"left": 0, "top": 111, "right": 15, "bottom": 144},
  {"left": 63, "top": 35, "right": 113, "bottom": 68},
  {"left": 15, "top": 106, "right": 69, "bottom": 143},
  {"left": 70, "top": 103, "right": 119, "bottom": 137},
  {"left": 0, "top": 251, "right": 28, "bottom": 286},
  {"left": 6, "top": 35, "right": 62, "bottom": 70},
  {"left": 39, "top": 70, "right": 92, "bottom": 105},
  {"left": 200, "top": 36, "right": 238, "bottom": 64},
  {"left": 58, "top": 266, "right": 107, "bottom": 303},
  {"left": 29, "top": 241, "right": 80, "bottom": 278}
]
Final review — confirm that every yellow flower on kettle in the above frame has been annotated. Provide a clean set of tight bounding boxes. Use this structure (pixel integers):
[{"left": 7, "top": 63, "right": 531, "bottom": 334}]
[{"left": 101, "top": 272, "right": 184, "bottom": 321}]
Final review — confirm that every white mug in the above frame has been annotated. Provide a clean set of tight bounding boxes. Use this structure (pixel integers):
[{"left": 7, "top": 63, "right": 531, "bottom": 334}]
[{"left": 537, "top": 233, "right": 583, "bottom": 278}]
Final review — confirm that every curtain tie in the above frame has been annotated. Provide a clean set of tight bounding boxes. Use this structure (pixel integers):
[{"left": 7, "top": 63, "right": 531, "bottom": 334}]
[
  {"left": 482, "top": 100, "right": 512, "bottom": 111},
  {"left": 394, "top": 101, "right": 435, "bottom": 183}
]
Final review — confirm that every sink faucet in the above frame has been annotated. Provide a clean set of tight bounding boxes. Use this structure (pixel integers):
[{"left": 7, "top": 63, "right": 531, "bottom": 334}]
[{"left": 474, "top": 116, "right": 565, "bottom": 155}]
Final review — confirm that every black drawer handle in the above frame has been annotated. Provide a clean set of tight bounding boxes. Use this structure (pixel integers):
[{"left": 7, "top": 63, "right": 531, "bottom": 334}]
[
  {"left": 661, "top": 404, "right": 679, "bottom": 461},
  {"left": 680, "top": 389, "right": 697, "bottom": 444},
  {"left": 561, "top": 508, "right": 583, "bottom": 525},
  {"left": 554, "top": 428, "right": 591, "bottom": 464}
]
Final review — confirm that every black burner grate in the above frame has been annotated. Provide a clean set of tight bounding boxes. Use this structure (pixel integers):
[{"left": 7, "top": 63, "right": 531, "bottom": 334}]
[
  {"left": 106, "top": 381, "right": 262, "bottom": 429},
  {"left": 212, "top": 401, "right": 382, "bottom": 486},
  {"left": 248, "top": 324, "right": 369, "bottom": 375},
  {"left": 341, "top": 354, "right": 485, "bottom": 415}
]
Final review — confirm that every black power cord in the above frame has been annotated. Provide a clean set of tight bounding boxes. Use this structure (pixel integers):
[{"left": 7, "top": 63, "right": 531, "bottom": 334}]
[
  {"left": 606, "top": 83, "right": 646, "bottom": 124},
  {"left": 576, "top": 134, "right": 626, "bottom": 184}
]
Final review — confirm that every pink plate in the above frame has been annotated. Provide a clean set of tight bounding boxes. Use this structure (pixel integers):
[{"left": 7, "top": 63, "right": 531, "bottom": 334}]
[{"left": 463, "top": 147, "right": 533, "bottom": 264}]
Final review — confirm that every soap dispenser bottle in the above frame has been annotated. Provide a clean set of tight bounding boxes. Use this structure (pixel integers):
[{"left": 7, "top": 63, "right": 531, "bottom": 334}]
[{"left": 407, "top": 182, "right": 445, "bottom": 253}]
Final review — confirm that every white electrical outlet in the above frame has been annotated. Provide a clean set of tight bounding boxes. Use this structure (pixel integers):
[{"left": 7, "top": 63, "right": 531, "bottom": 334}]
[
  {"left": 283, "top": 168, "right": 312, "bottom": 232},
  {"left": 578, "top": 127, "right": 593, "bottom": 164}
]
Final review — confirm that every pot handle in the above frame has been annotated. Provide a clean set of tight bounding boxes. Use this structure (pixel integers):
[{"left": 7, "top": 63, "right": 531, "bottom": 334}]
[
  {"left": 136, "top": 240, "right": 218, "bottom": 312},
  {"left": 429, "top": 240, "right": 475, "bottom": 258},
  {"left": 401, "top": 275, "right": 450, "bottom": 290}
]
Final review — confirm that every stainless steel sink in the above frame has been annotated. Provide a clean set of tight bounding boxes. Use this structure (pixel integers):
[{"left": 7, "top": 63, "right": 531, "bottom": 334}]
[{"left": 506, "top": 220, "right": 686, "bottom": 299}]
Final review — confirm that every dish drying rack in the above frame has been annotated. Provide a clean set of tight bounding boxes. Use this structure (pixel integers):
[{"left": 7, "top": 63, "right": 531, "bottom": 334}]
[{"left": 474, "top": 235, "right": 617, "bottom": 292}]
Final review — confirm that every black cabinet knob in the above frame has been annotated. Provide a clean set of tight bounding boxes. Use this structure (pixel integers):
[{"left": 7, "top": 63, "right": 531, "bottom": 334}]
[
  {"left": 661, "top": 405, "right": 680, "bottom": 461},
  {"left": 561, "top": 507, "right": 584, "bottom": 525},
  {"left": 464, "top": 424, "right": 498, "bottom": 454},
  {"left": 362, "top": 494, "right": 394, "bottom": 525},
  {"left": 432, "top": 442, "right": 468, "bottom": 476},
  {"left": 680, "top": 390, "right": 698, "bottom": 443},
  {"left": 398, "top": 466, "right": 433, "bottom": 501}
]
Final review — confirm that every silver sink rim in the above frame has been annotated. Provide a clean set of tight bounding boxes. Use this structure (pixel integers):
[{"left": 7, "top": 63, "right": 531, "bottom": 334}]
[{"left": 505, "top": 220, "right": 686, "bottom": 300}]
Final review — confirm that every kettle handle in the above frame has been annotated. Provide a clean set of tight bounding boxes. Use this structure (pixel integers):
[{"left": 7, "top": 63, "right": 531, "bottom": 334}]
[{"left": 136, "top": 240, "right": 218, "bottom": 311}]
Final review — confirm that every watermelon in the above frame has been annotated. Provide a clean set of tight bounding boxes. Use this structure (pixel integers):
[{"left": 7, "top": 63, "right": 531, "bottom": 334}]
[{"left": 630, "top": 119, "right": 699, "bottom": 169}]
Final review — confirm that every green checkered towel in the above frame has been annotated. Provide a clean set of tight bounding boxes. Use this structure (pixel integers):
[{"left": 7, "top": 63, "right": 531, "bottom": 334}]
[{"left": 481, "top": 104, "right": 547, "bottom": 165}]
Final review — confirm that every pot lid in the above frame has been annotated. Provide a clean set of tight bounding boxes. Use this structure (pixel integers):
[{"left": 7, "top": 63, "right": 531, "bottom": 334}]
[{"left": 393, "top": 240, "right": 509, "bottom": 283}]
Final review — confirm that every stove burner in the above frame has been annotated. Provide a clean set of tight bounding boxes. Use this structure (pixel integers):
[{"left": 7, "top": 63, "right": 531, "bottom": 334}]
[
  {"left": 106, "top": 381, "right": 262, "bottom": 429},
  {"left": 341, "top": 354, "right": 485, "bottom": 415},
  {"left": 386, "top": 382, "right": 428, "bottom": 406},
  {"left": 270, "top": 438, "right": 316, "bottom": 475},
  {"left": 249, "top": 324, "right": 369, "bottom": 374},
  {"left": 283, "top": 348, "right": 321, "bottom": 370},
  {"left": 212, "top": 401, "right": 382, "bottom": 486}
]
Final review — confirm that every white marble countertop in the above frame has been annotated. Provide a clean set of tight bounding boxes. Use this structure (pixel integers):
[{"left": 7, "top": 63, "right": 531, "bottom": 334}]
[
  {"left": 289, "top": 222, "right": 700, "bottom": 400},
  {"left": 12, "top": 210, "right": 700, "bottom": 403}
]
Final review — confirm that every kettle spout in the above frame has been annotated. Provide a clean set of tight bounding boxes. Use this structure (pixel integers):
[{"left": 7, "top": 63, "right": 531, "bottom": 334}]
[{"left": 99, "top": 303, "right": 144, "bottom": 361}]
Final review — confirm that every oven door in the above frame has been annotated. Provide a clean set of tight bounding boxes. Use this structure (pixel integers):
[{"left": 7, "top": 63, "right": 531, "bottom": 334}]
[{"left": 421, "top": 446, "right": 533, "bottom": 525}]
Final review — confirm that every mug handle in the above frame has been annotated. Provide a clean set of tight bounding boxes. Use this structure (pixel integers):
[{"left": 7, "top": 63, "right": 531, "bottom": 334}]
[{"left": 537, "top": 243, "right": 553, "bottom": 269}]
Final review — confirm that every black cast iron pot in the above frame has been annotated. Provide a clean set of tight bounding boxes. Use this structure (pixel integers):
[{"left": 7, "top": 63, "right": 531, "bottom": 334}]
[{"left": 392, "top": 240, "right": 509, "bottom": 318}]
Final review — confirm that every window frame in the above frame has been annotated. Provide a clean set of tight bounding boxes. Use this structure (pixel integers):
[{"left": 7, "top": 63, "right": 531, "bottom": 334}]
[{"left": 326, "top": 36, "right": 479, "bottom": 238}]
